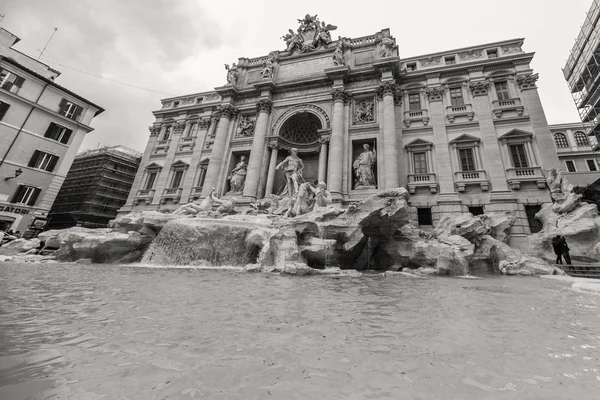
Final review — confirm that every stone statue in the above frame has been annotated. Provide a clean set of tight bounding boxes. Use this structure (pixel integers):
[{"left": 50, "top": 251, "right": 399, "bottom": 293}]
[
  {"left": 332, "top": 40, "right": 345, "bottom": 66},
  {"left": 288, "top": 182, "right": 315, "bottom": 217},
  {"left": 173, "top": 188, "right": 217, "bottom": 215},
  {"left": 546, "top": 168, "right": 582, "bottom": 214},
  {"left": 353, "top": 143, "right": 377, "bottom": 188},
  {"left": 354, "top": 101, "right": 374, "bottom": 123},
  {"left": 275, "top": 148, "right": 305, "bottom": 197},
  {"left": 236, "top": 116, "right": 255, "bottom": 137},
  {"left": 314, "top": 21, "right": 337, "bottom": 46},
  {"left": 261, "top": 53, "right": 276, "bottom": 79},
  {"left": 313, "top": 182, "right": 332, "bottom": 211},
  {"left": 378, "top": 34, "right": 394, "bottom": 58},
  {"left": 227, "top": 156, "right": 247, "bottom": 194},
  {"left": 282, "top": 29, "right": 303, "bottom": 53},
  {"left": 213, "top": 197, "right": 238, "bottom": 216},
  {"left": 224, "top": 63, "right": 238, "bottom": 85}
]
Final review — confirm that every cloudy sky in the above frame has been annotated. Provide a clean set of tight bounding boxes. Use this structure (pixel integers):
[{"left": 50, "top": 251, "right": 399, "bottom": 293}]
[{"left": 1, "top": 0, "right": 593, "bottom": 152}]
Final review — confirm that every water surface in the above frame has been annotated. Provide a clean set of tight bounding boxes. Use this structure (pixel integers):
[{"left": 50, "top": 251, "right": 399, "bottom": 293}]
[{"left": 1, "top": 263, "right": 599, "bottom": 399}]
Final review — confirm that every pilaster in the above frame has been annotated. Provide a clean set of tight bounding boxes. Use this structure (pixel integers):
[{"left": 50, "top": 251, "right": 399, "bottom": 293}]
[
  {"left": 201, "top": 105, "right": 237, "bottom": 197},
  {"left": 122, "top": 125, "right": 160, "bottom": 210},
  {"left": 378, "top": 82, "right": 400, "bottom": 188},
  {"left": 265, "top": 143, "right": 279, "bottom": 196},
  {"left": 180, "top": 118, "right": 211, "bottom": 202},
  {"left": 243, "top": 99, "right": 273, "bottom": 199},
  {"left": 327, "top": 88, "right": 349, "bottom": 199}
]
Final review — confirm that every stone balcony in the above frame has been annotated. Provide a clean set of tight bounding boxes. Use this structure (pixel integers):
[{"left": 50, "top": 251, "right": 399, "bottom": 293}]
[
  {"left": 491, "top": 98, "right": 524, "bottom": 118},
  {"left": 407, "top": 173, "right": 438, "bottom": 193},
  {"left": 403, "top": 109, "right": 430, "bottom": 127},
  {"left": 153, "top": 139, "right": 170, "bottom": 155},
  {"left": 506, "top": 167, "right": 546, "bottom": 190},
  {"left": 446, "top": 104, "right": 474, "bottom": 123},
  {"left": 454, "top": 170, "right": 490, "bottom": 192},
  {"left": 134, "top": 189, "right": 155, "bottom": 205},
  {"left": 161, "top": 187, "right": 183, "bottom": 204}
]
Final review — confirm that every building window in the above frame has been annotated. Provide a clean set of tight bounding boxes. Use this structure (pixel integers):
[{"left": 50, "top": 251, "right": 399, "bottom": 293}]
[
  {"left": 0, "top": 100, "right": 10, "bottom": 121},
  {"left": 458, "top": 148, "right": 476, "bottom": 171},
  {"left": 170, "top": 170, "right": 184, "bottom": 188},
  {"left": 0, "top": 69, "right": 25, "bottom": 93},
  {"left": 445, "top": 56, "right": 456, "bottom": 65},
  {"left": 553, "top": 133, "right": 569, "bottom": 148},
  {"left": 173, "top": 101, "right": 180, "bottom": 107},
  {"left": 574, "top": 131, "right": 589, "bottom": 147},
  {"left": 408, "top": 93, "right": 421, "bottom": 111},
  {"left": 587, "top": 159, "right": 598, "bottom": 171},
  {"left": 494, "top": 81, "right": 511, "bottom": 101},
  {"left": 44, "top": 122, "right": 73, "bottom": 144},
  {"left": 468, "top": 206, "right": 484, "bottom": 216},
  {"left": 163, "top": 127, "right": 171, "bottom": 141},
  {"left": 417, "top": 208, "right": 433, "bottom": 226},
  {"left": 525, "top": 205, "right": 542, "bottom": 233},
  {"left": 449, "top": 87, "right": 464, "bottom": 106},
  {"left": 413, "top": 152, "right": 428, "bottom": 174},
  {"left": 11, "top": 185, "right": 41, "bottom": 206},
  {"left": 565, "top": 160, "right": 577, "bottom": 172},
  {"left": 145, "top": 172, "right": 157, "bottom": 190},
  {"left": 58, "top": 98, "right": 83, "bottom": 120},
  {"left": 487, "top": 49, "right": 498, "bottom": 58},
  {"left": 509, "top": 144, "right": 529, "bottom": 168},
  {"left": 28, "top": 150, "right": 59, "bottom": 172},
  {"left": 406, "top": 63, "right": 416, "bottom": 72}
]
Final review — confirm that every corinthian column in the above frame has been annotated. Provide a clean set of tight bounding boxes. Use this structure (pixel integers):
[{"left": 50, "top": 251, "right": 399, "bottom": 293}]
[
  {"left": 201, "top": 105, "right": 237, "bottom": 197},
  {"left": 265, "top": 143, "right": 279, "bottom": 196},
  {"left": 378, "top": 82, "right": 399, "bottom": 188},
  {"left": 327, "top": 89, "right": 348, "bottom": 197},
  {"left": 318, "top": 137, "right": 329, "bottom": 183},
  {"left": 243, "top": 99, "right": 273, "bottom": 199}
]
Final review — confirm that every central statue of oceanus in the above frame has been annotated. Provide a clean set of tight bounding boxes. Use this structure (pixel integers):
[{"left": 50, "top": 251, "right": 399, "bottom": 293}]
[{"left": 275, "top": 148, "right": 305, "bottom": 197}]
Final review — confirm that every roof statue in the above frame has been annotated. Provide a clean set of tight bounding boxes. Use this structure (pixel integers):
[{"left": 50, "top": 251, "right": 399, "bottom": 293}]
[{"left": 281, "top": 14, "right": 338, "bottom": 54}]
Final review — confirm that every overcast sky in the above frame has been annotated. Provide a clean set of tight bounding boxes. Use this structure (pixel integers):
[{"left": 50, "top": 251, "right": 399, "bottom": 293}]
[{"left": 1, "top": 0, "right": 593, "bottom": 152}]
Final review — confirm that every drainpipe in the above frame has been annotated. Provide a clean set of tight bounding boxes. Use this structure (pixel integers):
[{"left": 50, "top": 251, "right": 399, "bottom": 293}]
[{"left": 0, "top": 82, "right": 50, "bottom": 167}]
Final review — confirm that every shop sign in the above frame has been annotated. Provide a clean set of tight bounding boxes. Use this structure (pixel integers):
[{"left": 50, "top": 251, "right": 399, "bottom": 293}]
[{"left": 0, "top": 206, "right": 30, "bottom": 215}]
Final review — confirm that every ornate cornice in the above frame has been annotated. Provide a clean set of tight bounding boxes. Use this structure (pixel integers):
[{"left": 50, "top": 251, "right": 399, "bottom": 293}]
[
  {"left": 516, "top": 73, "right": 539, "bottom": 90},
  {"left": 377, "top": 82, "right": 397, "bottom": 99},
  {"left": 331, "top": 88, "right": 350, "bottom": 103},
  {"left": 256, "top": 99, "right": 273, "bottom": 114},
  {"left": 425, "top": 86, "right": 444, "bottom": 102},
  {"left": 468, "top": 80, "right": 491, "bottom": 96},
  {"left": 220, "top": 105, "right": 239, "bottom": 119}
]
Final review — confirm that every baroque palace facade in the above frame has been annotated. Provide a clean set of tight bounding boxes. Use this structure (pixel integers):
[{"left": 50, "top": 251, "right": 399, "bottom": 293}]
[{"left": 121, "top": 15, "right": 560, "bottom": 238}]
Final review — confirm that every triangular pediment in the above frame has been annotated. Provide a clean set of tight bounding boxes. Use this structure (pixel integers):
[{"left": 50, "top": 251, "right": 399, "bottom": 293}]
[
  {"left": 405, "top": 138, "right": 433, "bottom": 147},
  {"left": 171, "top": 160, "right": 190, "bottom": 168},
  {"left": 449, "top": 134, "right": 481, "bottom": 144},
  {"left": 198, "top": 158, "right": 209, "bottom": 165},
  {"left": 146, "top": 162, "right": 162, "bottom": 170},
  {"left": 499, "top": 129, "right": 533, "bottom": 140}
]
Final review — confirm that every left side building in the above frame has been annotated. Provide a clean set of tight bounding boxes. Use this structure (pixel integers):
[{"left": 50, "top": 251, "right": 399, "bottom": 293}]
[{"left": 0, "top": 28, "right": 104, "bottom": 236}]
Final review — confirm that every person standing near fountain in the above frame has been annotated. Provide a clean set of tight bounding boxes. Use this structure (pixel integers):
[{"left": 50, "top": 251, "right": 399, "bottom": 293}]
[
  {"left": 275, "top": 148, "right": 305, "bottom": 197},
  {"left": 353, "top": 143, "right": 377, "bottom": 188}
]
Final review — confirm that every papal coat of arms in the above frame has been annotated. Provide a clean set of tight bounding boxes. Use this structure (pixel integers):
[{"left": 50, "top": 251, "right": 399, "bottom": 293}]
[{"left": 281, "top": 14, "right": 337, "bottom": 53}]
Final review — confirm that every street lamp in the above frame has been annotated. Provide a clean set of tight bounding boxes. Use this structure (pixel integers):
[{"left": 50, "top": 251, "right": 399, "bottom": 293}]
[{"left": 4, "top": 168, "right": 23, "bottom": 181}]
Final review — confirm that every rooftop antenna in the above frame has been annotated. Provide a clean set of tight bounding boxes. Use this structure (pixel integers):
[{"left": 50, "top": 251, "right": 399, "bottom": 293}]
[{"left": 37, "top": 27, "right": 57, "bottom": 60}]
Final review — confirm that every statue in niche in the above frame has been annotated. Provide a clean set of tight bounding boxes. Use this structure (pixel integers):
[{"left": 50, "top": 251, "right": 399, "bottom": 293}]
[
  {"left": 275, "top": 147, "right": 305, "bottom": 197},
  {"left": 353, "top": 143, "right": 377, "bottom": 188},
  {"left": 332, "top": 40, "right": 346, "bottom": 66},
  {"left": 227, "top": 155, "right": 247, "bottom": 194},
  {"left": 282, "top": 29, "right": 303, "bottom": 53},
  {"left": 261, "top": 52, "right": 277, "bottom": 79},
  {"left": 377, "top": 33, "right": 395, "bottom": 58},
  {"left": 354, "top": 101, "right": 374, "bottom": 124},
  {"left": 236, "top": 116, "right": 255, "bottom": 137},
  {"left": 224, "top": 63, "right": 239, "bottom": 85}
]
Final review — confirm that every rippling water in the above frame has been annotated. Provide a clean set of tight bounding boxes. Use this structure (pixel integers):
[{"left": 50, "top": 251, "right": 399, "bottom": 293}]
[{"left": 1, "top": 263, "right": 600, "bottom": 399}]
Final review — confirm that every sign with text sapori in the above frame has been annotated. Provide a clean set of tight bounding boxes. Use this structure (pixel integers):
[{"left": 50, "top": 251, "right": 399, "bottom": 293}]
[{"left": 0, "top": 205, "right": 31, "bottom": 215}]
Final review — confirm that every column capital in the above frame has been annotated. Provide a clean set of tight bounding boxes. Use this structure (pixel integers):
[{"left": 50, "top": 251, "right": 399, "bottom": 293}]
[
  {"left": 197, "top": 118, "right": 211, "bottom": 130},
  {"left": 219, "top": 104, "right": 238, "bottom": 119},
  {"left": 468, "top": 80, "right": 491, "bottom": 96},
  {"left": 377, "top": 82, "right": 397, "bottom": 99},
  {"left": 425, "top": 86, "right": 444, "bottom": 102},
  {"left": 149, "top": 125, "right": 161, "bottom": 136},
  {"left": 173, "top": 120, "right": 186, "bottom": 134},
  {"left": 331, "top": 88, "right": 350, "bottom": 104},
  {"left": 516, "top": 73, "right": 539, "bottom": 91},
  {"left": 268, "top": 142, "right": 280, "bottom": 150},
  {"left": 256, "top": 99, "right": 273, "bottom": 114},
  {"left": 318, "top": 136, "right": 330, "bottom": 144}
]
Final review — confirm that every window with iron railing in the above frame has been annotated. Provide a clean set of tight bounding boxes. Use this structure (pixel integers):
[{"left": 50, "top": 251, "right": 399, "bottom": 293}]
[
  {"left": 413, "top": 152, "right": 428, "bottom": 174},
  {"left": 494, "top": 81, "right": 511, "bottom": 101},
  {"left": 408, "top": 93, "right": 421, "bottom": 112},
  {"left": 509, "top": 144, "right": 529, "bottom": 168}
]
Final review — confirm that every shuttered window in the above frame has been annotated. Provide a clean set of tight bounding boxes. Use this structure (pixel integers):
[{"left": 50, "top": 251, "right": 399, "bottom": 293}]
[
  {"left": 0, "top": 69, "right": 25, "bottom": 93},
  {"left": 28, "top": 150, "right": 59, "bottom": 172},
  {"left": 11, "top": 185, "right": 41, "bottom": 206},
  {"left": 44, "top": 122, "right": 73, "bottom": 144},
  {"left": 58, "top": 98, "right": 83, "bottom": 120},
  {"left": 0, "top": 101, "right": 10, "bottom": 121}
]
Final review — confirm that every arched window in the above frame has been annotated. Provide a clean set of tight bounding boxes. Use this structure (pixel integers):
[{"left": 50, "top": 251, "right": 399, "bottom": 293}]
[
  {"left": 554, "top": 133, "right": 569, "bottom": 148},
  {"left": 574, "top": 131, "right": 589, "bottom": 147},
  {"left": 279, "top": 112, "right": 322, "bottom": 144}
]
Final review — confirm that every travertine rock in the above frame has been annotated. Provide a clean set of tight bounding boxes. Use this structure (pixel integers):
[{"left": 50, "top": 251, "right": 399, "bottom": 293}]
[
  {"left": 109, "top": 211, "right": 185, "bottom": 234},
  {"left": 0, "top": 238, "right": 40, "bottom": 252},
  {"left": 433, "top": 212, "right": 515, "bottom": 244}
]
